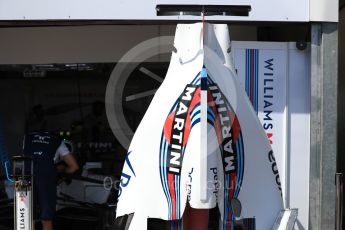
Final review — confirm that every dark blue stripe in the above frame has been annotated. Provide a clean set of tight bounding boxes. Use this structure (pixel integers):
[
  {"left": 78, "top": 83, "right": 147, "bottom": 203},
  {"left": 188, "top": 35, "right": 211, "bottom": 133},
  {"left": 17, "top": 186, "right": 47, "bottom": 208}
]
[
  {"left": 191, "top": 118, "right": 201, "bottom": 127},
  {"left": 254, "top": 49, "right": 259, "bottom": 112},
  {"left": 191, "top": 109, "right": 201, "bottom": 121},
  {"left": 207, "top": 114, "right": 215, "bottom": 123},
  {"left": 191, "top": 73, "right": 201, "bottom": 85},
  {"left": 190, "top": 103, "right": 201, "bottom": 117},
  {"left": 159, "top": 134, "right": 172, "bottom": 219},
  {"left": 207, "top": 107, "right": 216, "bottom": 121},
  {"left": 207, "top": 119, "right": 215, "bottom": 126},
  {"left": 245, "top": 49, "right": 250, "bottom": 96},
  {"left": 124, "top": 151, "right": 136, "bottom": 177},
  {"left": 201, "top": 67, "right": 208, "bottom": 91}
]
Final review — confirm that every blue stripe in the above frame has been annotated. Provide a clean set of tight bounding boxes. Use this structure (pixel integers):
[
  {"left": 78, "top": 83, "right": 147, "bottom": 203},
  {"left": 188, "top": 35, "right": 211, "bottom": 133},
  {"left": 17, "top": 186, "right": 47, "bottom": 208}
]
[
  {"left": 191, "top": 113, "right": 201, "bottom": 124},
  {"left": 164, "top": 141, "right": 172, "bottom": 218},
  {"left": 175, "top": 174, "right": 179, "bottom": 219},
  {"left": 170, "top": 221, "right": 174, "bottom": 229},
  {"left": 253, "top": 50, "right": 256, "bottom": 111},
  {"left": 207, "top": 76, "right": 215, "bottom": 85},
  {"left": 164, "top": 140, "right": 173, "bottom": 219},
  {"left": 207, "top": 107, "right": 216, "bottom": 121},
  {"left": 124, "top": 152, "right": 136, "bottom": 177},
  {"left": 235, "top": 135, "right": 241, "bottom": 197},
  {"left": 207, "top": 119, "right": 215, "bottom": 126},
  {"left": 162, "top": 139, "right": 173, "bottom": 219},
  {"left": 239, "top": 134, "right": 245, "bottom": 194},
  {"left": 231, "top": 215, "right": 235, "bottom": 230},
  {"left": 191, "top": 108, "right": 201, "bottom": 121},
  {"left": 253, "top": 49, "right": 257, "bottom": 111},
  {"left": 169, "top": 99, "right": 179, "bottom": 114},
  {"left": 191, "top": 73, "right": 201, "bottom": 85},
  {"left": 253, "top": 49, "right": 256, "bottom": 111},
  {"left": 191, "top": 112, "right": 201, "bottom": 123},
  {"left": 256, "top": 50, "right": 259, "bottom": 112},
  {"left": 245, "top": 49, "right": 249, "bottom": 97},
  {"left": 207, "top": 113, "right": 215, "bottom": 123},
  {"left": 159, "top": 135, "right": 171, "bottom": 219},
  {"left": 254, "top": 50, "right": 257, "bottom": 111},
  {"left": 201, "top": 68, "right": 208, "bottom": 90},
  {"left": 4, "top": 161, "right": 13, "bottom": 182},
  {"left": 245, "top": 48, "right": 260, "bottom": 113},
  {"left": 246, "top": 49, "right": 259, "bottom": 113},
  {"left": 235, "top": 133, "right": 245, "bottom": 198},
  {"left": 191, "top": 118, "right": 201, "bottom": 128},
  {"left": 161, "top": 139, "right": 169, "bottom": 218},
  {"left": 190, "top": 103, "right": 201, "bottom": 118},
  {"left": 236, "top": 136, "right": 242, "bottom": 197},
  {"left": 235, "top": 136, "right": 240, "bottom": 197}
]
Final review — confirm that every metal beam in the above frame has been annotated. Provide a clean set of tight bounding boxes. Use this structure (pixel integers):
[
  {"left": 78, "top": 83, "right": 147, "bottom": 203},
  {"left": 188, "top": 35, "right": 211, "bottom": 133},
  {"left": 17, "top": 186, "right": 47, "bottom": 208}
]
[
  {"left": 340, "top": 0, "right": 345, "bottom": 10},
  {"left": 310, "top": 22, "right": 338, "bottom": 230}
]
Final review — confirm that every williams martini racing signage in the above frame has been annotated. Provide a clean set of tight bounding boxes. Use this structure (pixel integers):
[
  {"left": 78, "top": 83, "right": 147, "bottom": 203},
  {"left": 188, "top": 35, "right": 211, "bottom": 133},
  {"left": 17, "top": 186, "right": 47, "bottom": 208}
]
[
  {"left": 232, "top": 42, "right": 287, "bottom": 200},
  {"left": 231, "top": 41, "right": 311, "bottom": 230},
  {"left": 16, "top": 190, "right": 32, "bottom": 230}
]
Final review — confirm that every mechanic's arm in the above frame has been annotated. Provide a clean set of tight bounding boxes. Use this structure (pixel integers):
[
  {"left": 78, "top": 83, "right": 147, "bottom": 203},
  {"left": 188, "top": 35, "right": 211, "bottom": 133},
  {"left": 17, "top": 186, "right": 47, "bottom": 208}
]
[{"left": 62, "top": 154, "right": 79, "bottom": 174}]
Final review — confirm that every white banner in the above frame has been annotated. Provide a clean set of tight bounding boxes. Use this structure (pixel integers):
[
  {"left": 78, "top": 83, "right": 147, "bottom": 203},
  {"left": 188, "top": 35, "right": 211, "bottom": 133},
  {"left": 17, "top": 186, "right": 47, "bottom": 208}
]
[
  {"left": 232, "top": 41, "right": 310, "bottom": 230},
  {"left": 232, "top": 42, "right": 288, "bottom": 203},
  {"left": 15, "top": 190, "right": 32, "bottom": 230}
]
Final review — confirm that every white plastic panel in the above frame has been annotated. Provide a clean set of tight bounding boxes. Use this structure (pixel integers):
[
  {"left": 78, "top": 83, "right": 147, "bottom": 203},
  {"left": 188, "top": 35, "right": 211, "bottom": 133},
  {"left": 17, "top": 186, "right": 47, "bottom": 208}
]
[
  {"left": 310, "top": 0, "right": 339, "bottom": 22},
  {"left": 232, "top": 41, "right": 311, "bottom": 230},
  {"left": 232, "top": 42, "right": 289, "bottom": 207},
  {"left": 287, "top": 42, "right": 310, "bottom": 230},
  {"left": 0, "top": 0, "right": 310, "bottom": 22}
]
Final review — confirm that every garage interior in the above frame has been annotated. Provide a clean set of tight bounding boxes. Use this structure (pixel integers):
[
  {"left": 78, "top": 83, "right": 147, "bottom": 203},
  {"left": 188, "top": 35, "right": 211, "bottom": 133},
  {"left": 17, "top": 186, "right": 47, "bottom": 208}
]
[{"left": 0, "top": 3, "right": 342, "bottom": 229}]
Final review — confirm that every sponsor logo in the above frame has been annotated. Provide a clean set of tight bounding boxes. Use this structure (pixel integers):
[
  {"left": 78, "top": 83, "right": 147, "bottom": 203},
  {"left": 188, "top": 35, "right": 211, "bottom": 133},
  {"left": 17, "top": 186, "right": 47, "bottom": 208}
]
[
  {"left": 168, "top": 86, "right": 197, "bottom": 175},
  {"left": 268, "top": 150, "right": 282, "bottom": 192},
  {"left": 186, "top": 168, "right": 193, "bottom": 202},
  {"left": 160, "top": 74, "right": 244, "bottom": 222},
  {"left": 160, "top": 78, "right": 200, "bottom": 220},
  {"left": 210, "top": 167, "right": 219, "bottom": 201},
  {"left": 19, "top": 207, "right": 25, "bottom": 229},
  {"left": 32, "top": 135, "right": 51, "bottom": 144},
  {"left": 263, "top": 58, "right": 274, "bottom": 145},
  {"left": 209, "top": 85, "right": 237, "bottom": 173},
  {"left": 118, "top": 151, "right": 136, "bottom": 197}
]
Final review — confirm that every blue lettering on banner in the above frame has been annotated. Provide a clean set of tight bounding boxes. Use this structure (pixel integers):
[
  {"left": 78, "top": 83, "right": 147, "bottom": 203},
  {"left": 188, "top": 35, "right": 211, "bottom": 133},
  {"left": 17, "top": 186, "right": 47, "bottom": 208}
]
[
  {"left": 118, "top": 151, "right": 136, "bottom": 197},
  {"left": 263, "top": 58, "right": 274, "bottom": 144}
]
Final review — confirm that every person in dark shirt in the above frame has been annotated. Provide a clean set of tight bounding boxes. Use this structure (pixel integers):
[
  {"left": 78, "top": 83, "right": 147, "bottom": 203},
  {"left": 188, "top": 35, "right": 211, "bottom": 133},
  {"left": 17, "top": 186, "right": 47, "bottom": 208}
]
[{"left": 24, "top": 132, "right": 79, "bottom": 230}]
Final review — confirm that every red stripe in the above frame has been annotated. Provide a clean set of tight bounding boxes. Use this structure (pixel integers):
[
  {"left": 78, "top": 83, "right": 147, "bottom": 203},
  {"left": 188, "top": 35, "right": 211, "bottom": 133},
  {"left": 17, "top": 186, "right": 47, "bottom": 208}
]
[
  {"left": 183, "top": 88, "right": 201, "bottom": 145},
  {"left": 229, "top": 173, "right": 236, "bottom": 199},
  {"left": 168, "top": 173, "right": 177, "bottom": 220},
  {"left": 164, "top": 112, "right": 175, "bottom": 143},
  {"left": 189, "top": 88, "right": 201, "bottom": 109},
  {"left": 226, "top": 212, "right": 232, "bottom": 230}
]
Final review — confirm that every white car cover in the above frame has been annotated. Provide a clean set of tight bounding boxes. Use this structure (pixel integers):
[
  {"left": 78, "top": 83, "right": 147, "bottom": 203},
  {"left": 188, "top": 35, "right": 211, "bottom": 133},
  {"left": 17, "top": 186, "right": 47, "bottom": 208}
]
[{"left": 115, "top": 23, "right": 283, "bottom": 230}]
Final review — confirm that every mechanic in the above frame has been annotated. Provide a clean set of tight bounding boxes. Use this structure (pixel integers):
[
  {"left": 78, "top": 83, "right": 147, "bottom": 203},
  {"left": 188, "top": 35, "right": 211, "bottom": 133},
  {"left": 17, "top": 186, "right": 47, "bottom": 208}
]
[{"left": 23, "top": 131, "right": 79, "bottom": 230}]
